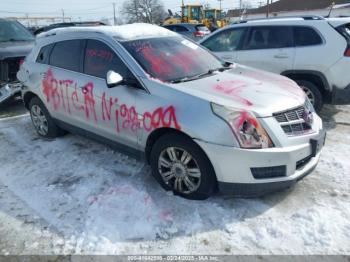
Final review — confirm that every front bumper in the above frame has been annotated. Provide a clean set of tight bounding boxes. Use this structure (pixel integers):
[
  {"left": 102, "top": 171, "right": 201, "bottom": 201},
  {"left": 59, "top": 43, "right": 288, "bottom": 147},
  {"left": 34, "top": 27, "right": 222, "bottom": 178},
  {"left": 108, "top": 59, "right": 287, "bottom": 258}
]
[
  {"left": 332, "top": 84, "right": 350, "bottom": 105},
  {"left": 195, "top": 130, "right": 325, "bottom": 197},
  {"left": 0, "top": 82, "right": 22, "bottom": 104}
]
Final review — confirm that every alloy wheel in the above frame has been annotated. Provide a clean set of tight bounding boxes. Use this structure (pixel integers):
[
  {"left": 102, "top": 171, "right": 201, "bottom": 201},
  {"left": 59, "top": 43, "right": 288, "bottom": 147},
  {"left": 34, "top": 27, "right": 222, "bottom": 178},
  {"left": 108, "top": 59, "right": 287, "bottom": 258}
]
[
  {"left": 301, "top": 86, "right": 316, "bottom": 106},
  {"left": 31, "top": 105, "right": 49, "bottom": 136},
  {"left": 158, "top": 147, "right": 201, "bottom": 194}
]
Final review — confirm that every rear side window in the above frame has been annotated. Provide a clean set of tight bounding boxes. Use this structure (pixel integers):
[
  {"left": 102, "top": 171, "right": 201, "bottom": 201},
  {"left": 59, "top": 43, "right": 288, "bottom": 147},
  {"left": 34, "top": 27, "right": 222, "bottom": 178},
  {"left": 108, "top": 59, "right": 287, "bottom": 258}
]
[
  {"left": 164, "top": 26, "right": 175, "bottom": 31},
  {"left": 294, "top": 27, "right": 323, "bottom": 47},
  {"left": 243, "top": 26, "right": 293, "bottom": 50},
  {"left": 84, "top": 39, "right": 130, "bottom": 79},
  {"left": 345, "top": 24, "right": 350, "bottom": 38},
  {"left": 49, "top": 40, "right": 83, "bottom": 72},
  {"left": 36, "top": 44, "right": 54, "bottom": 64},
  {"left": 336, "top": 23, "right": 350, "bottom": 42},
  {"left": 174, "top": 26, "right": 189, "bottom": 32},
  {"left": 202, "top": 28, "right": 245, "bottom": 52}
]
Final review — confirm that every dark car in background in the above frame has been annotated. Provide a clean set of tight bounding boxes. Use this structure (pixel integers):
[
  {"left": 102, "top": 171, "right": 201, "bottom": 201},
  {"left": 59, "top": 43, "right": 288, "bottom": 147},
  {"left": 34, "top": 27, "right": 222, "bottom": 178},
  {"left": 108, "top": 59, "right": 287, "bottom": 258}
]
[
  {"left": 162, "top": 23, "right": 210, "bottom": 41},
  {"left": 0, "top": 19, "right": 34, "bottom": 104}
]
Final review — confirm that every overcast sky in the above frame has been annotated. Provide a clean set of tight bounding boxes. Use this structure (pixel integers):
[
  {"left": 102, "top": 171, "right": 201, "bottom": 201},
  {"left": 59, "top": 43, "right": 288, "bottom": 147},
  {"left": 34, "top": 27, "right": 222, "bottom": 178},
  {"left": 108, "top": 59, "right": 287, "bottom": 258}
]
[{"left": 0, "top": 0, "right": 263, "bottom": 22}]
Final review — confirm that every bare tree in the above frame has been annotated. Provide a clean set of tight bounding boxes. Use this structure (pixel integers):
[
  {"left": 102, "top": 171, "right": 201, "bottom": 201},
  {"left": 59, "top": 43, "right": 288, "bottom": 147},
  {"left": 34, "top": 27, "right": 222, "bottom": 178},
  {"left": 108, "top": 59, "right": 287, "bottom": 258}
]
[{"left": 122, "top": 0, "right": 167, "bottom": 24}]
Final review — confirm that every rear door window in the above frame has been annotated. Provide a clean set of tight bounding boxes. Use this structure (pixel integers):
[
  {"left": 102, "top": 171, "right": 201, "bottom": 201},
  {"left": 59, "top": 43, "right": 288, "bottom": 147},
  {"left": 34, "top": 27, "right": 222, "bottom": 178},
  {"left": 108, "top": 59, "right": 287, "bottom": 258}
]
[
  {"left": 49, "top": 40, "right": 83, "bottom": 72},
  {"left": 243, "top": 26, "right": 293, "bottom": 50},
  {"left": 83, "top": 39, "right": 130, "bottom": 79},
  {"left": 202, "top": 27, "right": 246, "bottom": 52},
  {"left": 293, "top": 26, "right": 323, "bottom": 47}
]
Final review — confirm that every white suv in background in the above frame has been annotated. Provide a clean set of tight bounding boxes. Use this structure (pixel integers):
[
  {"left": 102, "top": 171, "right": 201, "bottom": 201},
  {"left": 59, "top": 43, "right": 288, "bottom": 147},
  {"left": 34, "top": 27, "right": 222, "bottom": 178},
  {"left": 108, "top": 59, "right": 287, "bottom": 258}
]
[{"left": 200, "top": 16, "right": 350, "bottom": 112}]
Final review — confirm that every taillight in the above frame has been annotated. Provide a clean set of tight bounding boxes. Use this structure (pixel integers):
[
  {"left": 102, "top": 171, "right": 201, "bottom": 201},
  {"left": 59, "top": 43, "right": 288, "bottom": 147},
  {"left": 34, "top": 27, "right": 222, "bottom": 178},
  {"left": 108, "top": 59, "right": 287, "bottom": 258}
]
[
  {"left": 345, "top": 46, "right": 350, "bottom": 57},
  {"left": 19, "top": 58, "right": 24, "bottom": 66},
  {"left": 193, "top": 31, "right": 205, "bottom": 37}
]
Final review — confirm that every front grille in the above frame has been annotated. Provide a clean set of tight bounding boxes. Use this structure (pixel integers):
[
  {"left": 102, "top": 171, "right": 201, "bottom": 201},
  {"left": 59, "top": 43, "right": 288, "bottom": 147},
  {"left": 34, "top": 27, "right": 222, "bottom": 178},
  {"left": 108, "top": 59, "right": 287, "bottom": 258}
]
[
  {"left": 0, "top": 57, "right": 24, "bottom": 83},
  {"left": 273, "top": 106, "right": 314, "bottom": 136},
  {"left": 251, "top": 165, "right": 287, "bottom": 179}
]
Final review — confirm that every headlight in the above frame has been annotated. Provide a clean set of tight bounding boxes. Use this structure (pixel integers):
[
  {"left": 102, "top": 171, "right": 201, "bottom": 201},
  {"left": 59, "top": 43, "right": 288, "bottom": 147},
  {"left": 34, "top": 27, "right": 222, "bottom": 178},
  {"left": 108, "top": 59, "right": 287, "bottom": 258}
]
[{"left": 211, "top": 103, "right": 274, "bottom": 149}]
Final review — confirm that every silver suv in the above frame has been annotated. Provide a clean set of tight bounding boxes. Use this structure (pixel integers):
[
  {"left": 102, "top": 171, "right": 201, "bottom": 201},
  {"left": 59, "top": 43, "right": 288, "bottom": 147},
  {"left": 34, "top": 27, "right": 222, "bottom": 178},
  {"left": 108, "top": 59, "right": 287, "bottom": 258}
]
[
  {"left": 18, "top": 24, "right": 325, "bottom": 200},
  {"left": 200, "top": 16, "right": 350, "bottom": 112}
]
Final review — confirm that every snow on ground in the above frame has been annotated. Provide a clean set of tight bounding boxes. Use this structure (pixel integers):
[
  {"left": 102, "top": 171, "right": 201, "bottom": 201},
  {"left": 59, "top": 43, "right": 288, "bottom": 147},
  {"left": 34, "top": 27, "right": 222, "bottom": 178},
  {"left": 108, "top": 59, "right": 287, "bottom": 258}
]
[{"left": 0, "top": 105, "right": 349, "bottom": 255}]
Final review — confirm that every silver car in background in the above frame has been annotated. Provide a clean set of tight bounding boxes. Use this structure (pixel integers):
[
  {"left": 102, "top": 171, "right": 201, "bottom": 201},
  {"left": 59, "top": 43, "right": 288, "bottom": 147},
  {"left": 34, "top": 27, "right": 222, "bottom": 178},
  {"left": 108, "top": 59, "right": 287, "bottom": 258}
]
[
  {"left": 17, "top": 23, "right": 325, "bottom": 200},
  {"left": 162, "top": 23, "right": 210, "bottom": 41}
]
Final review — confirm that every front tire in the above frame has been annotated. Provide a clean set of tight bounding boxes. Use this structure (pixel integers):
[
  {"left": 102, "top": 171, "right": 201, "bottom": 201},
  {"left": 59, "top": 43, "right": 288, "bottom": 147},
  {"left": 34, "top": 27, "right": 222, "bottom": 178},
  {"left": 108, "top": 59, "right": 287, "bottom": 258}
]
[
  {"left": 150, "top": 133, "right": 217, "bottom": 200},
  {"left": 29, "top": 97, "right": 65, "bottom": 138},
  {"left": 296, "top": 80, "right": 323, "bottom": 112}
]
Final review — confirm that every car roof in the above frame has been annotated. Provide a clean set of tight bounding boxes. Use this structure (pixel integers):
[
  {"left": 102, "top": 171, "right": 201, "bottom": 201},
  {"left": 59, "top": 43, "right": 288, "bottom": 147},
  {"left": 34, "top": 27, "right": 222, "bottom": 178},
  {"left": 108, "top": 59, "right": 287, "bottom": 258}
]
[
  {"left": 37, "top": 23, "right": 177, "bottom": 41},
  {"left": 326, "top": 17, "right": 350, "bottom": 27},
  {"left": 230, "top": 16, "right": 327, "bottom": 26}
]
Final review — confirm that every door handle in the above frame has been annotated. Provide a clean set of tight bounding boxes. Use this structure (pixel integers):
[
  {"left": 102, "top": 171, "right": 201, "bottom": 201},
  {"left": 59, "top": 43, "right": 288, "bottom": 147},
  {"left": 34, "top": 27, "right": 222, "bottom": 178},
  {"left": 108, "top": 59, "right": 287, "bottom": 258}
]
[{"left": 274, "top": 54, "right": 289, "bottom": 59}]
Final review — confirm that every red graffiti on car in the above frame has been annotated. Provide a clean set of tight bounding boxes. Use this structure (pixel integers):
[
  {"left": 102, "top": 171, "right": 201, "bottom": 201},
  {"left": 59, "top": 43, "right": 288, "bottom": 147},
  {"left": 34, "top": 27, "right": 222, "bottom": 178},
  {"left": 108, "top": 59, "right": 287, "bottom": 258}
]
[
  {"left": 41, "top": 69, "right": 181, "bottom": 133},
  {"left": 214, "top": 80, "right": 253, "bottom": 106}
]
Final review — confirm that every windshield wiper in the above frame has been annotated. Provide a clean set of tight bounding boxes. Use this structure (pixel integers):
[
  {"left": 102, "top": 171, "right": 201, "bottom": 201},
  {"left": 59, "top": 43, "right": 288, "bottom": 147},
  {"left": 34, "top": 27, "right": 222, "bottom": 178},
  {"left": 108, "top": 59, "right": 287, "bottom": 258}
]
[
  {"left": 170, "top": 70, "right": 215, "bottom": 83},
  {"left": 169, "top": 62, "right": 234, "bottom": 84}
]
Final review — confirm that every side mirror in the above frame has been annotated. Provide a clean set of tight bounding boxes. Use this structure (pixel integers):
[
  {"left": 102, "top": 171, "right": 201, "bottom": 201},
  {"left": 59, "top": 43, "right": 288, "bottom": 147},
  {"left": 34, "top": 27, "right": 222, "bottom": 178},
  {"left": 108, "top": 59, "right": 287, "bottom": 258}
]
[{"left": 106, "top": 70, "right": 123, "bottom": 88}]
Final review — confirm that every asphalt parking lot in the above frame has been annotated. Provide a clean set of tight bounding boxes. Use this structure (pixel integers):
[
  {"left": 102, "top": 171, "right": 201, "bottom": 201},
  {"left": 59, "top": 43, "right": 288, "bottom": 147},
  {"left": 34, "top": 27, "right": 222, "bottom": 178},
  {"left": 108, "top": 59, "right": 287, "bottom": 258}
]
[{"left": 0, "top": 101, "right": 349, "bottom": 255}]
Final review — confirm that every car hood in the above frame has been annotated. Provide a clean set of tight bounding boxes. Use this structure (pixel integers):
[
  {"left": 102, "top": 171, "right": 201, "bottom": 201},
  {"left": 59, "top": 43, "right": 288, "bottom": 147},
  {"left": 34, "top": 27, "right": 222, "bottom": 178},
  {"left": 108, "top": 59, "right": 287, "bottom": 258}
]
[
  {"left": 169, "top": 64, "right": 306, "bottom": 117},
  {"left": 0, "top": 41, "right": 34, "bottom": 60}
]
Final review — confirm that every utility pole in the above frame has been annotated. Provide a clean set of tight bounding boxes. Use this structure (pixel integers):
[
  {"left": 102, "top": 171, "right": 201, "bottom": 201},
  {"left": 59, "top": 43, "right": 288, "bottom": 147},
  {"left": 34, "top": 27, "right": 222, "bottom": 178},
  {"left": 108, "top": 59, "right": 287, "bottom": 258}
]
[
  {"left": 239, "top": 0, "right": 242, "bottom": 16},
  {"left": 61, "top": 9, "right": 65, "bottom": 22},
  {"left": 218, "top": 0, "right": 224, "bottom": 11},
  {"left": 25, "top": 13, "right": 29, "bottom": 27},
  {"left": 266, "top": 0, "right": 270, "bottom": 18},
  {"left": 113, "top": 3, "right": 116, "bottom": 25}
]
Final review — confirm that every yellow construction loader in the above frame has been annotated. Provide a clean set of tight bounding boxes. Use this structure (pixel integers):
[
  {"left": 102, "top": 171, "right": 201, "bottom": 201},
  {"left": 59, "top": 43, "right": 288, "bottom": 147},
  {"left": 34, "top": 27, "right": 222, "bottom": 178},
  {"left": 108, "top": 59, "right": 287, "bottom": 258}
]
[{"left": 163, "top": 2, "right": 227, "bottom": 31}]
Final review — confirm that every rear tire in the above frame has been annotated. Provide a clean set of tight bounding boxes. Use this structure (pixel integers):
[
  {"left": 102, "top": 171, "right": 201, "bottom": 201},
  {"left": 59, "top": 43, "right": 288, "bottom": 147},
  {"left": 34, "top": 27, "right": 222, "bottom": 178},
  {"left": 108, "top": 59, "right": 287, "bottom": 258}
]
[
  {"left": 296, "top": 80, "right": 323, "bottom": 112},
  {"left": 29, "top": 97, "right": 65, "bottom": 138},
  {"left": 150, "top": 133, "right": 217, "bottom": 200}
]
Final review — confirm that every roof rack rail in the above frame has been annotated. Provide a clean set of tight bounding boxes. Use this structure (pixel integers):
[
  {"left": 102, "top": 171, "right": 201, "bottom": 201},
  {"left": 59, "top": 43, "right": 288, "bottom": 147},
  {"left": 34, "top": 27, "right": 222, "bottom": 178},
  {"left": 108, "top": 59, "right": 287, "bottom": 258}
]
[{"left": 234, "top": 15, "right": 325, "bottom": 24}]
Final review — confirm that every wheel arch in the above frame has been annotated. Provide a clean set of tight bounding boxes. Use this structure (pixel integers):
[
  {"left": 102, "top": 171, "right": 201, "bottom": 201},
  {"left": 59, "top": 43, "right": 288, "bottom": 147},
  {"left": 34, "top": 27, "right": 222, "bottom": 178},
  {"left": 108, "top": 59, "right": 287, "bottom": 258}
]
[
  {"left": 145, "top": 127, "right": 195, "bottom": 164},
  {"left": 23, "top": 91, "right": 39, "bottom": 110},
  {"left": 281, "top": 70, "right": 331, "bottom": 103}
]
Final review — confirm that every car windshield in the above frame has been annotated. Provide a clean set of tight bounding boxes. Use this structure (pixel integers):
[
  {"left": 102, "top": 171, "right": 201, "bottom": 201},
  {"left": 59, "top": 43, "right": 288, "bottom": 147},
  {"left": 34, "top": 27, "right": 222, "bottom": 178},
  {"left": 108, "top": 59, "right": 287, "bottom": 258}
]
[
  {"left": 122, "top": 37, "right": 224, "bottom": 82},
  {"left": 0, "top": 20, "right": 34, "bottom": 42}
]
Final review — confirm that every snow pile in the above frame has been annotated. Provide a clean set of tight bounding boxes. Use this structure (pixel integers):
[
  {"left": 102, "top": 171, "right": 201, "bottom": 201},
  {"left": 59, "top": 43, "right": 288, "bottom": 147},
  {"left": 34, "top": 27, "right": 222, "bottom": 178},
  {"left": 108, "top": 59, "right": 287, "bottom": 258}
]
[
  {"left": 0, "top": 106, "right": 350, "bottom": 254},
  {"left": 85, "top": 184, "right": 174, "bottom": 241}
]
